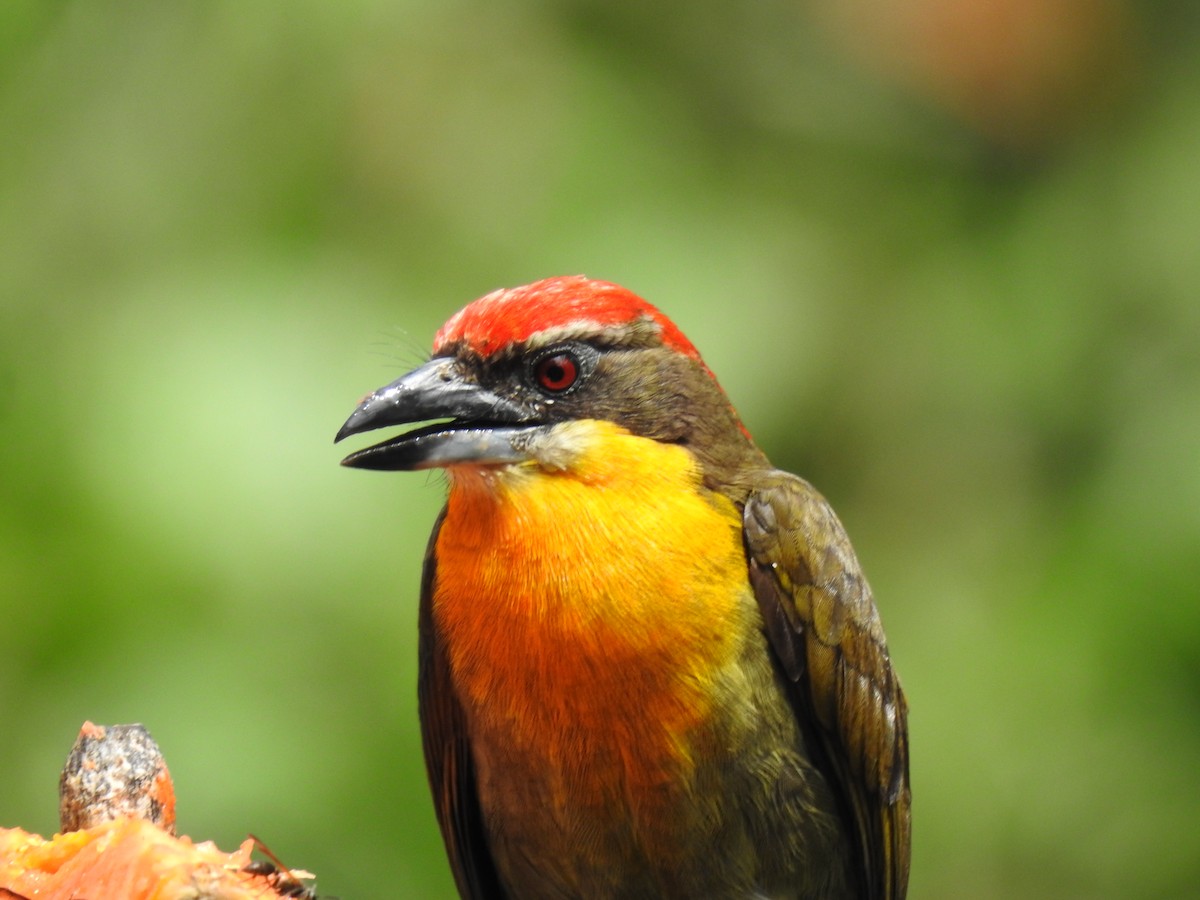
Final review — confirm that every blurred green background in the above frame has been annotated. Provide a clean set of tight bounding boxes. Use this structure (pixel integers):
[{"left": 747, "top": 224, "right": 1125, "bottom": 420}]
[{"left": 2, "top": 1, "right": 1198, "bottom": 897}]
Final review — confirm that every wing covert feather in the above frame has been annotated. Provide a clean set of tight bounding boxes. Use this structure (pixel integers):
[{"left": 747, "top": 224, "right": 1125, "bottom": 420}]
[{"left": 743, "top": 473, "right": 911, "bottom": 900}]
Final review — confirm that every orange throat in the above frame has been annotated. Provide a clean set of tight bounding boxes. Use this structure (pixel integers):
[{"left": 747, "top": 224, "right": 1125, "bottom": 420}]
[{"left": 432, "top": 420, "right": 752, "bottom": 801}]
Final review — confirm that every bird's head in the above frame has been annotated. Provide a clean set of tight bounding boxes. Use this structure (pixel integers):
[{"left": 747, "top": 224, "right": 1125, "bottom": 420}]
[{"left": 335, "top": 276, "right": 765, "bottom": 489}]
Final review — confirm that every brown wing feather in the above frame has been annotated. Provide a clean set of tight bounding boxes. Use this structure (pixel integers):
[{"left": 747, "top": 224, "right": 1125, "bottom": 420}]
[
  {"left": 418, "top": 510, "right": 507, "bottom": 899},
  {"left": 743, "top": 473, "right": 911, "bottom": 900}
]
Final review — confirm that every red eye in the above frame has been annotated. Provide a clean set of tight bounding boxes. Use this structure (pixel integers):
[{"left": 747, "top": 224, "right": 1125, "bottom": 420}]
[{"left": 534, "top": 352, "right": 579, "bottom": 393}]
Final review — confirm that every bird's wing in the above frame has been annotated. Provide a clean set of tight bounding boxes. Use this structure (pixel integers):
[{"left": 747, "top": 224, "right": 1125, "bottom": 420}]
[
  {"left": 743, "top": 473, "right": 911, "bottom": 900},
  {"left": 418, "top": 510, "right": 507, "bottom": 899}
]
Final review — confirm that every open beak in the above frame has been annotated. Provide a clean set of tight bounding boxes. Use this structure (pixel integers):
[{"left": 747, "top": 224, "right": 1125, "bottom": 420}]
[{"left": 335, "top": 357, "right": 540, "bottom": 471}]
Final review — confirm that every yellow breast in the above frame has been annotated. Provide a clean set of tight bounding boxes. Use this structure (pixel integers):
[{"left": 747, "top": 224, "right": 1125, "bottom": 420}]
[{"left": 432, "top": 420, "right": 753, "bottom": 805}]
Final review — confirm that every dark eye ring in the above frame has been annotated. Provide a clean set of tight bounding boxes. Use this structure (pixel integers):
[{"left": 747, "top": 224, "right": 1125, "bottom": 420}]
[{"left": 533, "top": 351, "right": 580, "bottom": 394}]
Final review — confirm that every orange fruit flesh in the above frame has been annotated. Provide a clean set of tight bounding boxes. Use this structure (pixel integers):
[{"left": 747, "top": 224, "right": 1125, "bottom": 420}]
[{"left": 0, "top": 817, "right": 301, "bottom": 900}]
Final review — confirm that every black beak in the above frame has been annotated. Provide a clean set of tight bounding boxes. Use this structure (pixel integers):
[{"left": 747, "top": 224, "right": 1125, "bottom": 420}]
[{"left": 335, "top": 358, "right": 537, "bottom": 471}]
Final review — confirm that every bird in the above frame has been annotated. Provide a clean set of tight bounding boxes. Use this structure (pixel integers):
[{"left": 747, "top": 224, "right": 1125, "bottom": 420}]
[{"left": 335, "top": 276, "right": 910, "bottom": 899}]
